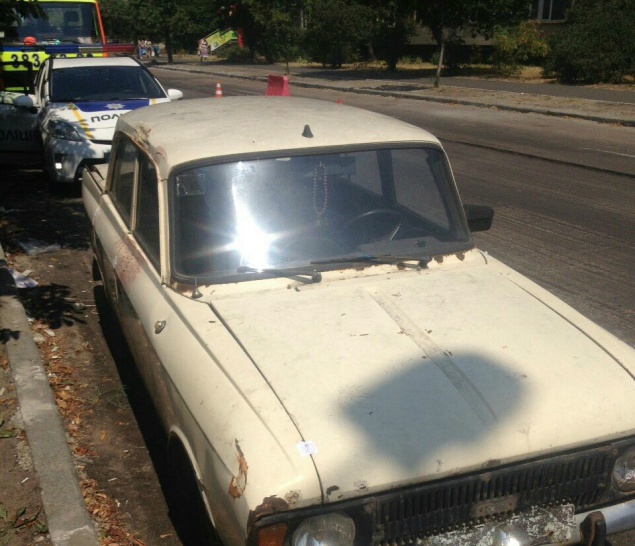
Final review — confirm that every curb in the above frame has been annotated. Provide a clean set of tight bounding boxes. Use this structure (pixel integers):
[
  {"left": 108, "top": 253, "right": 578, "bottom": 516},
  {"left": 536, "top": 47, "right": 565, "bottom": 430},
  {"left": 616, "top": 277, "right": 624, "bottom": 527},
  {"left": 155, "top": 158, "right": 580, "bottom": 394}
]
[{"left": 0, "top": 244, "right": 100, "bottom": 546}]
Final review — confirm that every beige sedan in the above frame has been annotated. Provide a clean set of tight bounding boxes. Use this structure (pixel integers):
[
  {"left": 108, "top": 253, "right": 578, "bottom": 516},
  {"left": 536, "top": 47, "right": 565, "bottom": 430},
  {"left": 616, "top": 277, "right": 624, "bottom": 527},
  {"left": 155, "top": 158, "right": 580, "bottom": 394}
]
[{"left": 83, "top": 96, "right": 635, "bottom": 546}]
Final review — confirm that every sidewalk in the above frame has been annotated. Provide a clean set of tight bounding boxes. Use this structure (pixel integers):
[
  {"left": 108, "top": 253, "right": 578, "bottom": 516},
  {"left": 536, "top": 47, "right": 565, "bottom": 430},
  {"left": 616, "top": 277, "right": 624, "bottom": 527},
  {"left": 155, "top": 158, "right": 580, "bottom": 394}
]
[
  {"left": 150, "top": 57, "right": 635, "bottom": 126},
  {"left": 0, "top": 243, "right": 100, "bottom": 546}
]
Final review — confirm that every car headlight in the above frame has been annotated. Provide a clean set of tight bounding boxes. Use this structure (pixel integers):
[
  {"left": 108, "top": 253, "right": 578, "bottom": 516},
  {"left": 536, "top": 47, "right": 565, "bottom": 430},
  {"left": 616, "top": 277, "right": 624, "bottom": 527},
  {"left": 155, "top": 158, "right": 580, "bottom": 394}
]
[
  {"left": 292, "top": 514, "right": 355, "bottom": 546},
  {"left": 612, "top": 448, "right": 635, "bottom": 492},
  {"left": 49, "top": 119, "right": 83, "bottom": 141}
]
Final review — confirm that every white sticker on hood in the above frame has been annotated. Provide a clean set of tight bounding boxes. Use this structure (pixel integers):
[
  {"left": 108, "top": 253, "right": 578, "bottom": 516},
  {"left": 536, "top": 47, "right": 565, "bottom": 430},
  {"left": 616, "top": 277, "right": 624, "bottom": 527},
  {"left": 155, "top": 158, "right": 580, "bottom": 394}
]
[{"left": 296, "top": 441, "right": 318, "bottom": 457}]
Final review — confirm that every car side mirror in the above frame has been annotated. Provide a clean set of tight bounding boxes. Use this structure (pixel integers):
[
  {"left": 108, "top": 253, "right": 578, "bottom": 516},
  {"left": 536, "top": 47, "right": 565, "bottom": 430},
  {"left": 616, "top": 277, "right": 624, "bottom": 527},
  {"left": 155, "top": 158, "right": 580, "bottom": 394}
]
[
  {"left": 13, "top": 94, "right": 38, "bottom": 114},
  {"left": 167, "top": 89, "right": 184, "bottom": 101},
  {"left": 463, "top": 204, "right": 494, "bottom": 232}
]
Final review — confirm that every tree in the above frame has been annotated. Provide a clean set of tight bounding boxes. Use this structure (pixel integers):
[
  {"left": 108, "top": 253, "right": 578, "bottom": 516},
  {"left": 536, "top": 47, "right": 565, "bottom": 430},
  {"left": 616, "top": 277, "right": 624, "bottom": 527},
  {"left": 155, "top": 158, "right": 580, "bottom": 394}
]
[
  {"left": 363, "top": 0, "right": 417, "bottom": 71},
  {"left": 544, "top": 0, "right": 635, "bottom": 83},
  {"left": 217, "top": 0, "right": 303, "bottom": 63},
  {"left": 304, "top": 0, "right": 374, "bottom": 68},
  {"left": 491, "top": 20, "right": 548, "bottom": 75},
  {"left": 100, "top": 0, "right": 219, "bottom": 57},
  {"left": 415, "top": 0, "right": 533, "bottom": 86},
  {"left": 170, "top": 0, "right": 220, "bottom": 53},
  {"left": 266, "top": 10, "right": 302, "bottom": 69},
  {"left": 1, "top": 0, "right": 44, "bottom": 31},
  {"left": 99, "top": 0, "right": 135, "bottom": 41}
]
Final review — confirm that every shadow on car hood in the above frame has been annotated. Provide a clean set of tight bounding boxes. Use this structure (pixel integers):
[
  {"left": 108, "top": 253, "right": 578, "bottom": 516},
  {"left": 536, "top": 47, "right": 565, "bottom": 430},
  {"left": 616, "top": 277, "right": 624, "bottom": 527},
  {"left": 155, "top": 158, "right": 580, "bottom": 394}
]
[{"left": 210, "top": 252, "right": 635, "bottom": 502}]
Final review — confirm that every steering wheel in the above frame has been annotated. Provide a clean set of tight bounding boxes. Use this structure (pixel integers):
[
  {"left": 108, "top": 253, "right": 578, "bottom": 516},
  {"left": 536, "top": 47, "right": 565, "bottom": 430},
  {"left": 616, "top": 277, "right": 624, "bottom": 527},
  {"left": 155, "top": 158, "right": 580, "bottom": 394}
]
[
  {"left": 338, "top": 209, "right": 402, "bottom": 246},
  {"left": 277, "top": 236, "right": 344, "bottom": 261}
]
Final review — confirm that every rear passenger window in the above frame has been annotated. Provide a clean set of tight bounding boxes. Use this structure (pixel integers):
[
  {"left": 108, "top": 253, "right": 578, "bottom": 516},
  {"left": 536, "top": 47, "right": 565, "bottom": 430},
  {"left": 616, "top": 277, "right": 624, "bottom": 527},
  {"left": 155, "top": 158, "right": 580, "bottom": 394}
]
[
  {"left": 135, "top": 153, "right": 160, "bottom": 267},
  {"left": 110, "top": 139, "right": 136, "bottom": 226}
]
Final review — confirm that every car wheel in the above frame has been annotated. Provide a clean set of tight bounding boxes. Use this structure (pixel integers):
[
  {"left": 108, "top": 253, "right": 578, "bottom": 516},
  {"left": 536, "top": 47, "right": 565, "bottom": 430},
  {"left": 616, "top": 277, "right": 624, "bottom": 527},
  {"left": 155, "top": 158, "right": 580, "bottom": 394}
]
[
  {"left": 91, "top": 257, "right": 102, "bottom": 282},
  {"left": 167, "top": 441, "right": 221, "bottom": 546}
]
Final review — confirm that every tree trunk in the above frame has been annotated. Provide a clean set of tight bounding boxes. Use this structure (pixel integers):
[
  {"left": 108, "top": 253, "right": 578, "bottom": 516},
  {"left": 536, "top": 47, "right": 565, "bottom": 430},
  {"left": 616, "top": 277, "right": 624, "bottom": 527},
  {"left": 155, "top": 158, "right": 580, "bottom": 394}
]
[
  {"left": 165, "top": 26, "right": 173, "bottom": 63},
  {"left": 434, "top": 39, "right": 445, "bottom": 88}
]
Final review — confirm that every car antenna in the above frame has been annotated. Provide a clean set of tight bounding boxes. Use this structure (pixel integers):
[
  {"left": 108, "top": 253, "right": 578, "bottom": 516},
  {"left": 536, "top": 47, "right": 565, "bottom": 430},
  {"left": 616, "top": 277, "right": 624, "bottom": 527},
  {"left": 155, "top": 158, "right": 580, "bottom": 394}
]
[{"left": 192, "top": 278, "right": 202, "bottom": 299}]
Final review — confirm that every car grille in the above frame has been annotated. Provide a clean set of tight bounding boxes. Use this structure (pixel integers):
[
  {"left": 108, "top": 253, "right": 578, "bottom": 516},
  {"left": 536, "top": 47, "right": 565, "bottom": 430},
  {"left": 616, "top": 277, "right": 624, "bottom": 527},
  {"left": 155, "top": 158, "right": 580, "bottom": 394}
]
[{"left": 373, "top": 445, "right": 614, "bottom": 545}]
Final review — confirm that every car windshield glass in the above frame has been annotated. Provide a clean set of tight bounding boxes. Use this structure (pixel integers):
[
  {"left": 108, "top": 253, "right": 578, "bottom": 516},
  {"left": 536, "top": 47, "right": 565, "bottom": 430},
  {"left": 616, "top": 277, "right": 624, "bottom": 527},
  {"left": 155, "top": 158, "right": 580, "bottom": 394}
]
[
  {"left": 13, "top": 2, "right": 101, "bottom": 44},
  {"left": 50, "top": 66, "right": 165, "bottom": 101},
  {"left": 171, "top": 146, "right": 471, "bottom": 280}
]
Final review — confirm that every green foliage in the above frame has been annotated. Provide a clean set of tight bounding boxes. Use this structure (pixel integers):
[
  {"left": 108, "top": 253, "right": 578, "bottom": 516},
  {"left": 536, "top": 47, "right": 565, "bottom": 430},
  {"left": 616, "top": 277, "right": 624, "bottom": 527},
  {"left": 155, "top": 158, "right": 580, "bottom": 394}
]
[
  {"left": 216, "top": 43, "right": 252, "bottom": 61},
  {"left": 0, "top": 0, "right": 44, "bottom": 32},
  {"left": 369, "top": 1, "right": 417, "bottom": 71},
  {"left": 415, "top": 0, "right": 532, "bottom": 83},
  {"left": 304, "top": 0, "right": 374, "bottom": 68},
  {"left": 265, "top": 10, "right": 302, "bottom": 65},
  {"left": 416, "top": 0, "right": 532, "bottom": 44},
  {"left": 99, "top": 0, "right": 219, "bottom": 52},
  {"left": 491, "top": 21, "right": 548, "bottom": 75},
  {"left": 236, "top": 0, "right": 303, "bottom": 63},
  {"left": 171, "top": 0, "right": 220, "bottom": 53},
  {"left": 99, "top": 0, "right": 134, "bottom": 41},
  {"left": 544, "top": 0, "right": 635, "bottom": 83}
]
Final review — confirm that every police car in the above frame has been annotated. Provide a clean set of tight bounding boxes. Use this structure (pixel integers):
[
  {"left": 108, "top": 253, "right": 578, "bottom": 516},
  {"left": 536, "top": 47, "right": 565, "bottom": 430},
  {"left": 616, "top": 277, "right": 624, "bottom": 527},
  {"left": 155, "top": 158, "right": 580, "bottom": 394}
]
[
  {"left": 0, "top": 87, "right": 41, "bottom": 167},
  {"left": 34, "top": 56, "right": 182, "bottom": 185}
]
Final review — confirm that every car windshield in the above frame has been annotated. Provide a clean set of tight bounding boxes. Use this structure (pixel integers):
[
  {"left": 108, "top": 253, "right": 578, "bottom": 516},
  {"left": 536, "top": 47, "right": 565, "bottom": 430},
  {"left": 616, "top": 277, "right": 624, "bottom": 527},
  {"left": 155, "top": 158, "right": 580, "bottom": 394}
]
[
  {"left": 171, "top": 146, "right": 472, "bottom": 281},
  {"left": 50, "top": 66, "right": 165, "bottom": 101},
  {"left": 12, "top": 2, "right": 102, "bottom": 44}
]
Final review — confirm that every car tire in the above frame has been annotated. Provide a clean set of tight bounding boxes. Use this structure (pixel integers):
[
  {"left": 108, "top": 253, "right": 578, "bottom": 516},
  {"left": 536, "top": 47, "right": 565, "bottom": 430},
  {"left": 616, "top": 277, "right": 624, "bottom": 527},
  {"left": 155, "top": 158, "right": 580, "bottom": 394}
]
[{"left": 167, "top": 440, "right": 221, "bottom": 546}]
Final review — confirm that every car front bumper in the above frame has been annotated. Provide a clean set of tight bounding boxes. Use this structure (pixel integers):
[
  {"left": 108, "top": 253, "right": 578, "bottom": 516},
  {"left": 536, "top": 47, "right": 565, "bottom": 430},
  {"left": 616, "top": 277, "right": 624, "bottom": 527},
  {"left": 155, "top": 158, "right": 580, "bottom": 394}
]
[
  {"left": 419, "top": 499, "right": 635, "bottom": 545},
  {"left": 44, "top": 138, "right": 111, "bottom": 184}
]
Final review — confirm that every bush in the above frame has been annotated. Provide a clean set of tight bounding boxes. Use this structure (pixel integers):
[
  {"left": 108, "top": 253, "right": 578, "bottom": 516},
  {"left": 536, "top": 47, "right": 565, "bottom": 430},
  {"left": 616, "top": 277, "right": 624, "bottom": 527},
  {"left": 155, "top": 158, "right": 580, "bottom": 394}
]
[
  {"left": 544, "top": 0, "right": 635, "bottom": 84},
  {"left": 217, "top": 44, "right": 253, "bottom": 62},
  {"left": 304, "top": 0, "right": 373, "bottom": 68},
  {"left": 491, "top": 21, "right": 548, "bottom": 75}
]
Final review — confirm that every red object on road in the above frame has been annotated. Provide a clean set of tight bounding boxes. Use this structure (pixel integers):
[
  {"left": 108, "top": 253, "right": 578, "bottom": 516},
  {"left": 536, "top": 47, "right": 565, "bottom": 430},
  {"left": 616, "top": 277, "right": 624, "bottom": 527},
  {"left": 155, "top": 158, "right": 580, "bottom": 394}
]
[
  {"left": 215, "top": 83, "right": 223, "bottom": 98},
  {"left": 266, "top": 75, "right": 290, "bottom": 96}
]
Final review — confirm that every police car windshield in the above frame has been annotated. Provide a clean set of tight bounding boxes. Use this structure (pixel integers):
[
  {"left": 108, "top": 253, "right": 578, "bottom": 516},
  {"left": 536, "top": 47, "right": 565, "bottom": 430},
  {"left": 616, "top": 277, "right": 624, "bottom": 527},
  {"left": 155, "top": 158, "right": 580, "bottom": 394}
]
[{"left": 50, "top": 66, "right": 165, "bottom": 102}]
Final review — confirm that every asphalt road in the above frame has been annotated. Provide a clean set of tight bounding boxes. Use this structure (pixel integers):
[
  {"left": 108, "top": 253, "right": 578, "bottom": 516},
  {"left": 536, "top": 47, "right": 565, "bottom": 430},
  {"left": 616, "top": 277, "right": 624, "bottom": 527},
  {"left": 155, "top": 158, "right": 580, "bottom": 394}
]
[{"left": 2, "top": 69, "right": 634, "bottom": 545}]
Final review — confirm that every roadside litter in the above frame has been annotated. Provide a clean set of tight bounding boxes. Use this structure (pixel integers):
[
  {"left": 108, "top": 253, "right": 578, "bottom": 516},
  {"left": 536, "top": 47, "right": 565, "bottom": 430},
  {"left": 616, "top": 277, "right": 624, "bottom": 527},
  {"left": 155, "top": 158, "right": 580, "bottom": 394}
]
[
  {"left": 17, "top": 239, "right": 61, "bottom": 255},
  {"left": 8, "top": 268, "right": 38, "bottom": 288}
]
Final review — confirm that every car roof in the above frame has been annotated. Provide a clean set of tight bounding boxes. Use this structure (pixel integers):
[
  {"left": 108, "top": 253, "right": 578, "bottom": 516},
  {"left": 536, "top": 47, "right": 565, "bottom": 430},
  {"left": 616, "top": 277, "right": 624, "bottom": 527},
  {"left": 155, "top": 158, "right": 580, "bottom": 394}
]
[
  {"left": 51, "top": 56, "right": 141, "bottom": 69},
  {"left": 116, "top": 96, "right": 442, "bottom": 178}
]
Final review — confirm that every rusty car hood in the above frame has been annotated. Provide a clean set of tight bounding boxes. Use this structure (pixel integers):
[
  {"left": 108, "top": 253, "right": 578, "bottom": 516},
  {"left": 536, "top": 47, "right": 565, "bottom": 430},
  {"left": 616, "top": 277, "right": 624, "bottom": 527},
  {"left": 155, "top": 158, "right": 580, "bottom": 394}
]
[{"left": 209, "top": 251, "right": 635, "bottom": 502}]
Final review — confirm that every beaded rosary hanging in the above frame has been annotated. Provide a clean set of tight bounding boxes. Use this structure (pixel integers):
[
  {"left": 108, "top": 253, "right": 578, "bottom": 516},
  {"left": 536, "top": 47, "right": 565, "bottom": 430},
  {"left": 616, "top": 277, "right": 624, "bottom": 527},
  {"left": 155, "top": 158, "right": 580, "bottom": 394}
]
[{"left": 312, "top": 161, "right": 328, "bottom": 225}]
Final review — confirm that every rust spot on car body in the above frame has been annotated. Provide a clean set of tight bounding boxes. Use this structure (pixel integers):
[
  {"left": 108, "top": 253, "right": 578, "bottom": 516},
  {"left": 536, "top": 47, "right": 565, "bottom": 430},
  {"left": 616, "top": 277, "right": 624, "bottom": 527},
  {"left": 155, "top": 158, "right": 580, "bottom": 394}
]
[
  {"left": 284, "top": 490, "right": 301, "bottom": 504},
  {"left": 116, "top": 240, "right": 143, "bottom": 286},
  {"left": 228, "top": 439, "right": 249, "bottom": 499},
  {"left": 246, "top": 495, "right": 290, "bottom": 541}
]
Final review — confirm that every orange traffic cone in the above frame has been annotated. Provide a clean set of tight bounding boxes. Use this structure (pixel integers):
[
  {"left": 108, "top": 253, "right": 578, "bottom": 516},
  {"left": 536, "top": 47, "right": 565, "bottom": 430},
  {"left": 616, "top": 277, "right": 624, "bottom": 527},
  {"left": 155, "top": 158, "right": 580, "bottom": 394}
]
[{"left": 215, "top": 83, "right": 223, "bottom": 98}]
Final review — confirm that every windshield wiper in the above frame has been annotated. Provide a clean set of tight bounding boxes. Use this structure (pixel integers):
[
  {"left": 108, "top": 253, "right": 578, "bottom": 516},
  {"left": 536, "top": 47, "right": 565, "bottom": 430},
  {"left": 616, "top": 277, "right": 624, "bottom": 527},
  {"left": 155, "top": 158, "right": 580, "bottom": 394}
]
[
  {"left": 312, "top": 255, "right": 429, "bottom": 266},
  {"left": 236, "top": 265, "right": 322, "bottom": 283}
]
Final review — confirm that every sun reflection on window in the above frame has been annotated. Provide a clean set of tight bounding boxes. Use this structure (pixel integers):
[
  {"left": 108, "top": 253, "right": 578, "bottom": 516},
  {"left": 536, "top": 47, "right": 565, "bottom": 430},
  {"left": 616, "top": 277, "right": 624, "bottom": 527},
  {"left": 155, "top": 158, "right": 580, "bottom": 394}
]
[{"left": 230, "top": 168, "right": 276, "bottom": 267}]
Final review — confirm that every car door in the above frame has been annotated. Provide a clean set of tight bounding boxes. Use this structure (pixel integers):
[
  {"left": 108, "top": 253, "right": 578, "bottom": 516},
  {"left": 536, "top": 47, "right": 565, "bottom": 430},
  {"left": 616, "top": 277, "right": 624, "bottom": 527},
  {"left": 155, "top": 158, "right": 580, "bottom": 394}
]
[
  {"left": 34, "top": 59, "right": 53, "bottom": 146},
  {"left": 95, "top": 135, "right": 173, "bottom": 424},
  {"left": 0, "top": 61, "right": 42, "bottom": 165}
]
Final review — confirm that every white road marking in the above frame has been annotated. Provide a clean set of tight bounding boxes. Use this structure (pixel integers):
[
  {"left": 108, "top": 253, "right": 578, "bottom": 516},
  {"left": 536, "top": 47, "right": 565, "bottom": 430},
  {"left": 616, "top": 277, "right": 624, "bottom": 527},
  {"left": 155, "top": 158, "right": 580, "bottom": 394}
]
[{"left": 581, "top": 147, "right": 635, "bottom": 159}]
